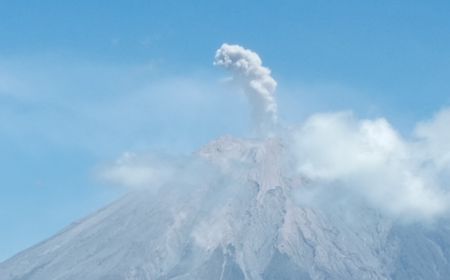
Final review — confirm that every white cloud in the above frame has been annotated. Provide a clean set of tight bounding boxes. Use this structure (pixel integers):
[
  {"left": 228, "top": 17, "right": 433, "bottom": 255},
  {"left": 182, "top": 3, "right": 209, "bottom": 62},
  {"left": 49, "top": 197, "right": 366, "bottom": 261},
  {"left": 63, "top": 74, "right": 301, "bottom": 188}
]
[{"left": 292, "top": 110, "right": 450, "bottom": 221}]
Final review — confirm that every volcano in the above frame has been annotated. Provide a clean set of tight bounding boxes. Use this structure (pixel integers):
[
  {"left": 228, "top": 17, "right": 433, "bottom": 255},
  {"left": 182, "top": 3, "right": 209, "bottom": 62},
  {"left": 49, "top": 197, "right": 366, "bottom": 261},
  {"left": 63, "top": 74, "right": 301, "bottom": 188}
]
[{"left": 2, "top": 136, "right": 450, "bottom": 280}]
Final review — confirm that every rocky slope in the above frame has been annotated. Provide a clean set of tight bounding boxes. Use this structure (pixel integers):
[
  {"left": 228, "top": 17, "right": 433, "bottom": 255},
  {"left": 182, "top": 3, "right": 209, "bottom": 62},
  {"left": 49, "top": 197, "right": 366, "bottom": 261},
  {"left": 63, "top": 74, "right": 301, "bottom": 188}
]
[{"left": 1, "top": 136, "right": 450, "bottom": 279}]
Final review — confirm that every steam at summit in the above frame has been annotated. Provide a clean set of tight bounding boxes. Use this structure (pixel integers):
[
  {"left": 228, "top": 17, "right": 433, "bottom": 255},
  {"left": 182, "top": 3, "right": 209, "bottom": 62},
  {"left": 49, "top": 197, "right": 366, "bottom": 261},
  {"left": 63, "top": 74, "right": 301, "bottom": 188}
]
[{"left": 214, "top": 44, "right": 278, "bottom": 131}]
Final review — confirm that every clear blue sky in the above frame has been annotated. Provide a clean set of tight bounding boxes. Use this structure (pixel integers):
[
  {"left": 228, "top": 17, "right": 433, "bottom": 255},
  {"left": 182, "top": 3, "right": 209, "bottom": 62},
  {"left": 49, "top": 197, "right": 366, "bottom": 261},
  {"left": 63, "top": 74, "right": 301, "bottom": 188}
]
[{"left": 1, "top": 0, "right": 450, "bottom": 261}]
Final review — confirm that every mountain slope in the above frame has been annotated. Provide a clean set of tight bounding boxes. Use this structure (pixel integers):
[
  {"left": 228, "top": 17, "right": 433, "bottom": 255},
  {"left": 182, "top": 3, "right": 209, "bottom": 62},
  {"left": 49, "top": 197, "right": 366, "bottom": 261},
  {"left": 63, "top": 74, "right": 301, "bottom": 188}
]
[{"left": 1, "top": 137, "right": 450, "bottom": 280}]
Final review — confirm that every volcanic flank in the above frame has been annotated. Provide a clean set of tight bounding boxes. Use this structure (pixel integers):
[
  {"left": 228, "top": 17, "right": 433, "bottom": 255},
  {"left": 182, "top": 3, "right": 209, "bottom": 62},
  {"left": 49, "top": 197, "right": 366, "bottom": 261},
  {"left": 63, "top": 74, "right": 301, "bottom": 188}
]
[
  {"left": 0, "top": 136, "right": 390, "bottom": 279},
  {"left": 2, "top": 45, "right": 450, "bottom": 280}
]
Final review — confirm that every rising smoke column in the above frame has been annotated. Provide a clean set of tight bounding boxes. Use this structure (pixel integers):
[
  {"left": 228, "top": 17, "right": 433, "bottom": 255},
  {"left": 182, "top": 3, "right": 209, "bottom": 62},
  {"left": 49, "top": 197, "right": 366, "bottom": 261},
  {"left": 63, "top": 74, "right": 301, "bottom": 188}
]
[{"left": 214, "top": 43, "right": 278, "bottom": 132}]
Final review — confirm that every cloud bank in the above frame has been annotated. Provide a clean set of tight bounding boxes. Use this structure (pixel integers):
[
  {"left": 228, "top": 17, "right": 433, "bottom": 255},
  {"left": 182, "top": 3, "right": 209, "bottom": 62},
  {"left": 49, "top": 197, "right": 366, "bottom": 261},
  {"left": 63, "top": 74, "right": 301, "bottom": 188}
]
[
  {"left": 292, "top": 109, "right": 450, "bottom": 221},
  {"left": 214, "top": 43, "right": 278, "bottom": 132}
]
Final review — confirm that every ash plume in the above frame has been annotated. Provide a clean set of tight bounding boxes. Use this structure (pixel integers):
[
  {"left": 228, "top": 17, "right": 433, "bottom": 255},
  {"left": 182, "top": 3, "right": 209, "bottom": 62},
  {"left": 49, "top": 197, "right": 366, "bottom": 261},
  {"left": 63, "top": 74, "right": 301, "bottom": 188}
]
[{"left": 214, "top": 43, "right": 278, "bottom": 132}]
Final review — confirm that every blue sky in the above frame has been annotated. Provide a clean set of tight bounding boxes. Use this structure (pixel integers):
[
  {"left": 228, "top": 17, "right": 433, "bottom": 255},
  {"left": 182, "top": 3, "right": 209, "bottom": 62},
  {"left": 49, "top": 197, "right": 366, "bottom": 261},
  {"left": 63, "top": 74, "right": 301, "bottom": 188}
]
[{"left": 1, "top": 0, "right": 450, "bottom": 261}]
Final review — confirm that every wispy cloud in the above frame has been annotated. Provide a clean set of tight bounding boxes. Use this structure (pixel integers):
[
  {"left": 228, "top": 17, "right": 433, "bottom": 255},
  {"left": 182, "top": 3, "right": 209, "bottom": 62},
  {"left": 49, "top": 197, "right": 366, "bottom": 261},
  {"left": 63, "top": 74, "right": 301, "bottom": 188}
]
[{"left": 97, "top": 152, "right": 178, "bottom": 190}]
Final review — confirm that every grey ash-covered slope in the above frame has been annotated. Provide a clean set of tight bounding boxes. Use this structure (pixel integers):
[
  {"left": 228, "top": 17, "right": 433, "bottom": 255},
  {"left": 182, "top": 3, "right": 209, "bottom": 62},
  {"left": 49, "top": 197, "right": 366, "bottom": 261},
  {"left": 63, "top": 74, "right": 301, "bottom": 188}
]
[{"left": 2, "top": 137, "right": 450, "bottom": 280}]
